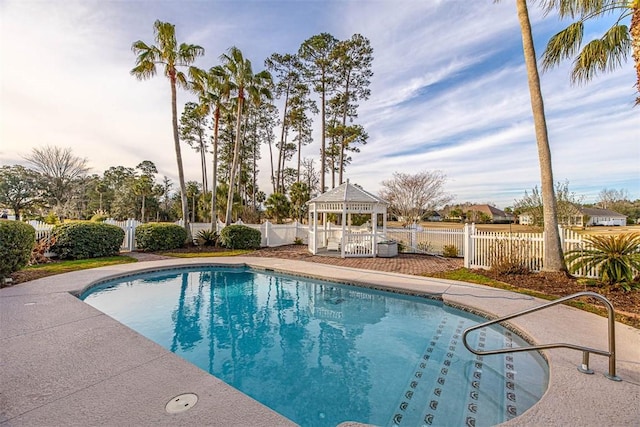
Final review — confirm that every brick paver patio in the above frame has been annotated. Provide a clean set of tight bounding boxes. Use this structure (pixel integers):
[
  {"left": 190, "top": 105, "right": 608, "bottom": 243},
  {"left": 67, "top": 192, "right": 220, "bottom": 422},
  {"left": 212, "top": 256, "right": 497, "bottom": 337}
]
[{"left": 128, "top": 245, "right": 463, "bottom": 276}]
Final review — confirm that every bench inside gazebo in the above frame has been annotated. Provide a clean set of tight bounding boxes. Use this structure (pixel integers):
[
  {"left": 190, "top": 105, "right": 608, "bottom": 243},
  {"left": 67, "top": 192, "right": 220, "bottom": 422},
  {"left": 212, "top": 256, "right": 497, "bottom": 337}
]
[{"left": 307, "top": 180, "right": 390, "bottom": 258}]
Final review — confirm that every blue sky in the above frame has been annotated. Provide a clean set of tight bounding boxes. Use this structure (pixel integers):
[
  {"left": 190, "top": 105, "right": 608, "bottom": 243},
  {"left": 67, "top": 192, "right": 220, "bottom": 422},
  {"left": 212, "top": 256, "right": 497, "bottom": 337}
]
[{"left": 1, "top": 0, "right": 638, "bottom": 209}]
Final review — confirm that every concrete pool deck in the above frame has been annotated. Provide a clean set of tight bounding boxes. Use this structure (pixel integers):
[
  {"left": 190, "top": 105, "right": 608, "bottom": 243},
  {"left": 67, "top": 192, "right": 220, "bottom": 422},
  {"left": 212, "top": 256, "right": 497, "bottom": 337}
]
[{"left": 1, "top": 257, "right": 639, "bottom": 426}]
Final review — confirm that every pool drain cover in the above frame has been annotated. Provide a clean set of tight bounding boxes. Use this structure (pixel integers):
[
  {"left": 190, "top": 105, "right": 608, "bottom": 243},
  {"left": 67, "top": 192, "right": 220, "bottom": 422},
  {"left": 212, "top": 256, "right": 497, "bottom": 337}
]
[{"left": 165, "top": 393, "right": 198, "bottom": 414}]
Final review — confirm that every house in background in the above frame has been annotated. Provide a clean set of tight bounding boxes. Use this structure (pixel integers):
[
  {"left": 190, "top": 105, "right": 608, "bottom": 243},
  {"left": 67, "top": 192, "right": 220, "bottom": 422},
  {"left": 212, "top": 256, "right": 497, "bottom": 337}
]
[
  {"left": 466, "top": 204, "right": 514, "bottom": 224},
  {"left": 580, "top": 207, "right": 627, "bottom": 226},
  {"left": 422, "top": 210, "right": 443, "bottom": 222},
  {"left": 519, "top": 207, "right": 627, "bottom": 226}
]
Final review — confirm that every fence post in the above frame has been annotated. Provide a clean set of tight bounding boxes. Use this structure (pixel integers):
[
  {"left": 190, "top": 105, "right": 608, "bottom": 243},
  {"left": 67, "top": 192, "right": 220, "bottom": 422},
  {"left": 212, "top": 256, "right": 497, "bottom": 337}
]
[
  {"left": 264, "top": 221, "right": 270, "bottom": 247},
  {"left": 463, "top": 223, "right": 471, "bottom": 268},
  {"left": 411, "top": 227, "right": 417, "bottom": 252},
  {"left": 132, "top": 219, "right": 138, "bottom": 251}
]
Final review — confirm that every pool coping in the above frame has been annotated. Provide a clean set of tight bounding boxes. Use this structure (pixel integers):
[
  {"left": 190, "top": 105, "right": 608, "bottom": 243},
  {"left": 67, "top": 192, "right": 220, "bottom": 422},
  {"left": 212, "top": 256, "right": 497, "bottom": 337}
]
[{"left": 1, "top": 257, "right": 638, "bottom": 426}]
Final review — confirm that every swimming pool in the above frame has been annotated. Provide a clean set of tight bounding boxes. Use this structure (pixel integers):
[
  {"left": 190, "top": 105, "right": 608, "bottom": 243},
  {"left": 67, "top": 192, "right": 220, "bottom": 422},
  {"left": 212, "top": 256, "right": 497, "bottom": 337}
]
[{"left": 81, "top": 266, "right": 548, "bottom": 427}]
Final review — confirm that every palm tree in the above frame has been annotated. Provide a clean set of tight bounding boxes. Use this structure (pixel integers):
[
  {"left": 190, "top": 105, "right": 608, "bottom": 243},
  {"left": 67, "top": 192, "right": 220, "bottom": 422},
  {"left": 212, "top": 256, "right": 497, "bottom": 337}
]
[
  {"left": 190, "top": 66, "right": 228, "bottom": 230},
  {"left": 218, "top": 47, "right": 273, "bottom": 225},
  {"left": 565, "top": 233, "right": 640, "bottom": 289},
  {"left": 540, "top": 0, "right": 639, "bottom": 104},
  {"left": 515, "top": 0, "right": 567, "bottom": 272},
  {"left": 130, "top": 20, "right": 204, "bottom": 241}
]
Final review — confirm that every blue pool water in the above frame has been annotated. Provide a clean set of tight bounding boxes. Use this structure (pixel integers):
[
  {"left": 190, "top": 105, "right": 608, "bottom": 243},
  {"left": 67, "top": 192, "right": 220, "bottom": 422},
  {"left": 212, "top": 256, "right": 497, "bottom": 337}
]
[{"left": 80, "top": 267, "right": 548, "bottom": 427}]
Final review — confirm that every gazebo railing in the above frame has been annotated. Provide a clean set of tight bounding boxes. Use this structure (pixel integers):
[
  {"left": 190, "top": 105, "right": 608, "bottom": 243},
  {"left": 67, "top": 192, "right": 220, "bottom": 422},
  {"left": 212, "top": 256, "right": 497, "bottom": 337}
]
[{"left": 343, "top": 232, "right": 374, "bottom": 257}]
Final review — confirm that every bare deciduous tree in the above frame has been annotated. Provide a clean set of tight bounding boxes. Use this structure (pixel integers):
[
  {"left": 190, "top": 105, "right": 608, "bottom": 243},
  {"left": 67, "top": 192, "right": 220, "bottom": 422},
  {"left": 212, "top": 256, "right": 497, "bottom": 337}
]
[
  {"left": 598, "top": 188, "right": 629, "bottom": 209},
  {"left": 379, "top": 171, "right": 453, "bottom": 226},
  {"left": 24, "top": 145, "right": 89, "bottom": 215}
]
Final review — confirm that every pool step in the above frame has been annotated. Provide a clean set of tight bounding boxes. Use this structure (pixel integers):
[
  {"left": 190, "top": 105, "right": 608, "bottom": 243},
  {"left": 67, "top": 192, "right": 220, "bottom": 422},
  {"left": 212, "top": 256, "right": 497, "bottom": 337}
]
[{"left": 388, "top": 320, "right": 525, "bottom": 427}]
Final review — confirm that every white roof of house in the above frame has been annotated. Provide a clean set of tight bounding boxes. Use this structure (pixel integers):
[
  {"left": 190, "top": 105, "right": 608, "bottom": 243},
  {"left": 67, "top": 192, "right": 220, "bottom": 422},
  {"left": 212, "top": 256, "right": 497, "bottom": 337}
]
[{"left": 308, "top": 180, "right": 388, "bottom": 205}]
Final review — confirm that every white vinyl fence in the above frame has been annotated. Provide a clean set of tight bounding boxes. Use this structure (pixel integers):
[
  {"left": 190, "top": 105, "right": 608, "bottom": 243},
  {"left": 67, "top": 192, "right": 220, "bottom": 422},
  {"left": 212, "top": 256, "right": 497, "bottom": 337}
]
[
  {"left": 191, "top": 219, "right": 308, "bottom": 248},
  {"left": 29, "top": 219, "right": 307, "bottom": 252},
  {"left": 25, "top": 219, "right": 613, "bottom": 278}
]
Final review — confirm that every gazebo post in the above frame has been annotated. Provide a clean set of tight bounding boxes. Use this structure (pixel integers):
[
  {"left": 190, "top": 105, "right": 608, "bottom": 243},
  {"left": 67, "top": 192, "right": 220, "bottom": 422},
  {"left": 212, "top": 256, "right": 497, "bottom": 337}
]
[
  {"left": 341, "top": 199, "right": 347, "bottom": 259},
  {"left": 383, "top": 209, "right": 387, "bottom": 235},
  {"left": 372, "top": 210, "right": 378, "bottom": 257},
  {"left": 311, "top": 204, "right": 317, "bottom": 254},
  {"left": 323, "top": 211, "right": 327, "bottom": 248}
]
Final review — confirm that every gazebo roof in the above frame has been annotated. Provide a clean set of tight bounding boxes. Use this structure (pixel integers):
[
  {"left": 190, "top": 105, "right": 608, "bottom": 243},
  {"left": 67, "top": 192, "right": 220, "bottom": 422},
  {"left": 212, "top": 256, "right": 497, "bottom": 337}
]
[{"left": 308, "top": 180, "right": 388, "bottom": 205}]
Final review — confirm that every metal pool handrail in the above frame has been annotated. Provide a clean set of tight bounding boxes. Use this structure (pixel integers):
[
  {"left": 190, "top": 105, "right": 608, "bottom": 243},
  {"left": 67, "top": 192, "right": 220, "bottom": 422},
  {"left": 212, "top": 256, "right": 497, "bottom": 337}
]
[{"left": 462, "top": 291, "right": 622, "bottom": 381}]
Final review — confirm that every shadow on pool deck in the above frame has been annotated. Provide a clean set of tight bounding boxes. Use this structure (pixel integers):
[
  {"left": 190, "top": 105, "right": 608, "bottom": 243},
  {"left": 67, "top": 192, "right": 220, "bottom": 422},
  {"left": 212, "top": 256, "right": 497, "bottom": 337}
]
[{"left": 1, "top": 256, "right": 639, "bottom": 426}]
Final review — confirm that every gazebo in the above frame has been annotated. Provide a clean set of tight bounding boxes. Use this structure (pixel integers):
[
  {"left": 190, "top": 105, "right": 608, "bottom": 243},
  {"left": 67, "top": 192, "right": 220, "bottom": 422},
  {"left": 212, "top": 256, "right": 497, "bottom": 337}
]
[{"left": 307, "top": 180, "right": 390, "bottom": 258}]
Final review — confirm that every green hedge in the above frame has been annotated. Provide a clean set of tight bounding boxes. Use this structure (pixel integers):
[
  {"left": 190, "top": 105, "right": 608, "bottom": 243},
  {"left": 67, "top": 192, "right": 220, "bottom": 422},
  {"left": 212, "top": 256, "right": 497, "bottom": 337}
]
[
  {"left": 135, "top": 223, "right": 187, "bottom": 251},
  {"left": 219, "top": 224, "right": 261, "bottom": 250},
  {"left": 51, "top": 222, "right": 124, "bottom": 260},
  {"left": 0, "top": 221, "right": 36, "bottom": 279}
]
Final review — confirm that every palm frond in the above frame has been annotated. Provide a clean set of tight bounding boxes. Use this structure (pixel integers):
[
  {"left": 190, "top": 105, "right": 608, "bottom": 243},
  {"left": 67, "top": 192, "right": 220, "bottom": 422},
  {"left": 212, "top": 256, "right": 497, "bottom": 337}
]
[
  {"left": 130, "top": 60, "right": 157, "bottom": 79},
  {"left": 131, "top": 40, "right": 152, "bottom": 55},
  {"left": 178, "top": 43, "right": 205, "bottom": 65},
  {"left": 565, "top": 233, "right": 640, "bottom": 286},
  {"left": 571, "top": 24, "right": 630, "bottom": 82},
  {"left": 175, "top": 71, "right": 189, "bottom": 89},
  {"left": 540, "top": 0, "right": 620, "bottom": 18},
  {"left": 153, "top": 20, "right": 177, "bottom": 54},
  {"left": 542, "top": 22, "right": 584, "bottom": 70}
]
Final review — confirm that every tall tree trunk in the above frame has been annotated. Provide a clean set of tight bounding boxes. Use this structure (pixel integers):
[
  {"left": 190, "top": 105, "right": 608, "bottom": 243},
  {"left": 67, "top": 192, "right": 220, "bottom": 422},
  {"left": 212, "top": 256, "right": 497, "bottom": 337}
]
[
  {"left": 253, "top": 136, "right": 257, "bottom": 208},
  {"left": 268, "top": 131, "right": 276, "bottom": 193},
  {"left": 279, "top": 131, "right": 289, "bottom": 193},
  {"left": 330, "top": 145, "right": 335, "bottom": 189},
  {"left": 240, "top": 113, "right": 250, "bottom": 203},
  {"left": 339, "top": 75, "right": 350, "bottom": 185},
  {"left": 320, "top": 73, "right": 326, "bottom": 193},
  {"left": 297, "top": 126, "right": 302, "bottom": 183},
  {"left": 211, "top": 108, "right": 219, "bottom": 231},
  {"left": 199, "top": 131, "right": 208, "bottom": 193},
  {"left": 516, "top": 0, "right": 566, "bottom": 272},
  {"left": 225, "top": 94, "right": 244, "bottom": 225},
  {"left": 170, "top": 74, "right": 192, "bottom": 242},
  {"left": 277, "top": 83, "right": 290, "bottom": 193},
  {"left": 632, "top": 1, "right": 640, "bottom": 105}
]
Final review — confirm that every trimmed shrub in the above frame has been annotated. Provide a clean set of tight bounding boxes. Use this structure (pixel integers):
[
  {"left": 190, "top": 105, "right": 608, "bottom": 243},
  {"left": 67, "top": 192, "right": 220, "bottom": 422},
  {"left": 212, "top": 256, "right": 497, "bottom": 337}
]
[
  {"left": 443, "top": 244, "right": 459, "bottom": 258},
  {"left": 90, "top": 214, "right": 108, "bottom": 222},
  {"left": 219, "top": 225, "right": 261, "bottom": 250},
  {"left": 196, "top": 229, "right": 218, "bottom": 247},
  {"left": 0, "top": 221, "right": 36, "bottom": 279},
  {"left": 44, "top": 212, "right": 60, "bottom": 225},
  {"left": 136, "top": 223, "right": 187, "bottom": 252},
  {"left": 51, "top": 222, "right": 124, "bottom": 260}
]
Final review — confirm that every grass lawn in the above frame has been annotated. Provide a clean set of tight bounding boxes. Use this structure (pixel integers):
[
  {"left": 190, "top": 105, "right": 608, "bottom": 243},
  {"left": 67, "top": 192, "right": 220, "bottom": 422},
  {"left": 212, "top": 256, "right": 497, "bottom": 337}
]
[{"left": 6, "top": 256, "right": 138, "bottom": 285}]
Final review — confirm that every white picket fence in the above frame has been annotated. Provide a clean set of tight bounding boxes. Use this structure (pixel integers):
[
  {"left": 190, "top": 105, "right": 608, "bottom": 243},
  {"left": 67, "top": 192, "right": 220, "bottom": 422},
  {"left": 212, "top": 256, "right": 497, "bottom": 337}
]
[
  {"left": 25, "top": 219, "right": 615, "bottom": 278},
  {"left": 463, "top": 225, "right": 602, "bottom": 278},
  {"left": 386, "top": 226, "right": 465, "bottom": 256}
]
